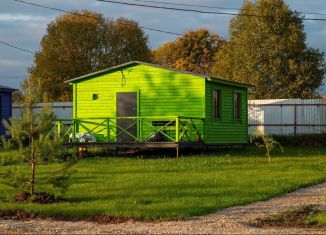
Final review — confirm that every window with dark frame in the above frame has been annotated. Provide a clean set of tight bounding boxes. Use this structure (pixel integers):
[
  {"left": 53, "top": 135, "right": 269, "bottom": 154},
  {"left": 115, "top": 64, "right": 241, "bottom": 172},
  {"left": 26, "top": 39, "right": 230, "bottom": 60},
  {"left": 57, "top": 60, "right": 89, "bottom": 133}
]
[
  {"left": 92, "top": 94, "right": 99, "bottom": 100},
  {"left": 234, "top": 92, "right": 241, "bottom": 122},
  {"left": 213, "top": 90, "right": 221, "bottom": 120}
]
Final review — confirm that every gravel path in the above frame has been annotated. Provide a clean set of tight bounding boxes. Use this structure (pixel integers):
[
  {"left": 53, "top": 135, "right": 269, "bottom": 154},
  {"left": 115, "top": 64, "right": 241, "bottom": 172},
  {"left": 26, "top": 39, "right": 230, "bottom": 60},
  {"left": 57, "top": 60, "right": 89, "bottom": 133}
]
[{"left": 1, "top": 182, "right": 326, "bottom": 234}]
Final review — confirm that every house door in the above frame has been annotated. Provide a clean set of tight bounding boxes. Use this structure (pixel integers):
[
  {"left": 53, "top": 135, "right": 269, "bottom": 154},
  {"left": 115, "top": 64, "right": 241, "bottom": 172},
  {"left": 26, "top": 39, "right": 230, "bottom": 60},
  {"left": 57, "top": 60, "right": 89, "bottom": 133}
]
[{"left": 116, "top": 92, "right": 137, "bottom": 143}]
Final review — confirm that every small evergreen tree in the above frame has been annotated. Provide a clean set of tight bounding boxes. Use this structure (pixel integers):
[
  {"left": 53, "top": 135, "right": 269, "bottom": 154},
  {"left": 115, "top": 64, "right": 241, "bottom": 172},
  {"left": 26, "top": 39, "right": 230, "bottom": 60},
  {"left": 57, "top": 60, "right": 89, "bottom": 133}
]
[{"left": 1, "top": 76, "right": 76, "bottom": 199}]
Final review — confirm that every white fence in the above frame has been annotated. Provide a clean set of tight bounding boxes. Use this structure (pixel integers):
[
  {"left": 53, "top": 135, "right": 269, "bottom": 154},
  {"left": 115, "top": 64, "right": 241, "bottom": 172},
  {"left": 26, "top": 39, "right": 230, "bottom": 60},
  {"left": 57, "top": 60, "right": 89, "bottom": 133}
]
[
  {"left": 12, "top": 102, "right": 73, "bottom": 120},
  {"left": 249, "top": 99, "right": 326, "bottom": 135},
  {"left": 12, "top": 99, "right": 326, "bottom": 135}
]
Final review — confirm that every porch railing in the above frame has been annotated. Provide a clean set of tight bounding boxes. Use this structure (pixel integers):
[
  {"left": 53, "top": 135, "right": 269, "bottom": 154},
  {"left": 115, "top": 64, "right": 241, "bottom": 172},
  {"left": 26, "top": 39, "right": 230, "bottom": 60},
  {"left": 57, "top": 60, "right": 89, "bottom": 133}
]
[{"left": 52, "top": 116, "right": 204, "bottom": 143}]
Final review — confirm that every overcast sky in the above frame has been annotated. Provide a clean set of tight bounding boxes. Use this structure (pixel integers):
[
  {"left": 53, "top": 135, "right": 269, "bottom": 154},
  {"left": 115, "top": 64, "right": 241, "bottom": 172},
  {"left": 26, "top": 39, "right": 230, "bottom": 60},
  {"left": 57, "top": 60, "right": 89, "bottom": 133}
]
[{"left": 1, "top": 0, "right": 326, "bottom": 94}]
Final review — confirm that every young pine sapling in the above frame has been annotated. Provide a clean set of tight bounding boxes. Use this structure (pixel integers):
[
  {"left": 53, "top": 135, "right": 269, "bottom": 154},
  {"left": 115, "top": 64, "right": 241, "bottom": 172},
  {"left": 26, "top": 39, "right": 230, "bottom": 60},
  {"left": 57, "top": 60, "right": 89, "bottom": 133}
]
[{"left": 0, "top": 77, "right": 76, "bottom": 201}]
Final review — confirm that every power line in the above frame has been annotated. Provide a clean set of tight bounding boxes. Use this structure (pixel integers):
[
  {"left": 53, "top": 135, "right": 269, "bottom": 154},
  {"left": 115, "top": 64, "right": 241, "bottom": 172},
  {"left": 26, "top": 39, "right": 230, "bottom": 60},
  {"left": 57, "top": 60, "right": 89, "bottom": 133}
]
[
  {"left": 97, "top": 0, "right": 242, "bottom": 16},
  {"left": 7, "top": 0, "right": 326, "bottom": 59},
  {"left": 132, "top": 0, "right": 326, "bottom": 17},
  {"left": 133, "top": 0, "right": 240, "bottom": 11},
  {"left": 0, "top": 40, "right": 35, "bottom": 54},
  {"left": 97, "top": 0, "right": 326, "bottom": 21},
  {"left": 12, "top": 0, "right": 181, "bottom": 36},
  {"left": 303, "top": 11, "right": 326, "bottom": 16}
]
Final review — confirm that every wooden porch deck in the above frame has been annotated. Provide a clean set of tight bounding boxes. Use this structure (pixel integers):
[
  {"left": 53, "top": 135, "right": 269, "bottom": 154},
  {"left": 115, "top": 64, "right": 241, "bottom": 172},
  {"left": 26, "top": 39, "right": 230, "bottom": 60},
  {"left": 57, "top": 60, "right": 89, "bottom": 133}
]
[
  {"left": 55, "top": 116, "right": 207, "bottom": 157},
  {"left": 63, "top": 141, "right": 206, "bottom": 158}
]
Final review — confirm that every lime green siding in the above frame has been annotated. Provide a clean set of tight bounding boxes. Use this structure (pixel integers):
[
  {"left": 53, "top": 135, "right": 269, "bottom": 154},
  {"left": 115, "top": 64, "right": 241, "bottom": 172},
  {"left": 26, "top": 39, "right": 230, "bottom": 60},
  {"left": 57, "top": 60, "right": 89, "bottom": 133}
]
[
  {"left": 204, "top": 81, "right": 248, "bottom": 144},
  {"left": 73, "top": 64, "right": 205, "bottom": 140},
  {"left": 71, "top": 62, "right": 248, "bottom": 144},
  {"left": 75, "top": 64, "right": 205, "bottom": 118}
]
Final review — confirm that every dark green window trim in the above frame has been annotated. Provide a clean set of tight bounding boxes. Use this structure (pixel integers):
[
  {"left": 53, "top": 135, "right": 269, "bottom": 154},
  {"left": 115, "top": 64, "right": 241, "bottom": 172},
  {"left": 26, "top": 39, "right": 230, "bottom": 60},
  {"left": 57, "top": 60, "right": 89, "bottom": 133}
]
[
  {"left": 234, "top": 92, "right": 241, "bottom": 123},
  {"left": 213, "top": 89, "right": 222, "bottom": 121}
]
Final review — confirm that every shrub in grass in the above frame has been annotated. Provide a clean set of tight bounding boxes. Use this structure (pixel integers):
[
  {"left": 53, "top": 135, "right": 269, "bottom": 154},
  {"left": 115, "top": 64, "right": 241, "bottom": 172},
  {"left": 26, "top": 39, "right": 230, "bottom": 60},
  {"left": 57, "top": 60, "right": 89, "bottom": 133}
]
[
  {"left": 307, "top": 212, "right": 326, "bottom": 226},
  {"left": 307, "top": 196, "right": 326, "bottom": 226},
  {"left": 257, "top": 205, "right": 326, "bottom": 228},
  {"left": 250, "top": 131, "right": 283, "bottom": 163}
]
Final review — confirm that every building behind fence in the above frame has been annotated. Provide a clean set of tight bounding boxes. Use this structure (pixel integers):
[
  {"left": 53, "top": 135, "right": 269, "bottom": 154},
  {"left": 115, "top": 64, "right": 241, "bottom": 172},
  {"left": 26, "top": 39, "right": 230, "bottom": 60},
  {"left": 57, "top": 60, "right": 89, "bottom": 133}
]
[
  {"left": 249, "top": 99, "right": 326, "bottom": 135},
  {"left": 12, "top": 102, "right": 73, "bottom": 120},
  {"left": 12, "top": 99, "right": 326, "bottom": 135}
]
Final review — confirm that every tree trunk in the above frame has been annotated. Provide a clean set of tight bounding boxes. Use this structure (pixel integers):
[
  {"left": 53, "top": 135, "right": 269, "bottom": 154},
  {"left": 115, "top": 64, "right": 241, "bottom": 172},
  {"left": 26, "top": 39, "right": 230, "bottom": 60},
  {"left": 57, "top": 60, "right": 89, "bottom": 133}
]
[
  {"left": 31, "top": 158, "right": 35, "bottom": 195},
  {"left": 30, "top": 111, "right": 36, "bottom": 195},
  {"left": 28, "top": 77, "right": 36, "bottom": 195}
]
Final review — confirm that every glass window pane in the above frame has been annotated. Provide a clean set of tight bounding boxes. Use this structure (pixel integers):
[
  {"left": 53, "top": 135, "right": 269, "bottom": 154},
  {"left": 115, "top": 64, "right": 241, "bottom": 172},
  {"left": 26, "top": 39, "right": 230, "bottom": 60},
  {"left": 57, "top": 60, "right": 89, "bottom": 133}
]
[
  {"left": 213, "top": 90, "right": 221, "bottom": 119},
  {"left": 235, "top": 93, "right": 241, "bottom": 122}
]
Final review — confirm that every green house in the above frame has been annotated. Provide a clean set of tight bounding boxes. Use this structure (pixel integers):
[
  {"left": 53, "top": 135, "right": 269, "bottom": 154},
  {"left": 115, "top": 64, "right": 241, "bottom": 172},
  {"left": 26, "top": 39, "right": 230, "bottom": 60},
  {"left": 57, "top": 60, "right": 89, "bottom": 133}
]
[{"left": 64, "top": 61, "right": 249, "bottom": 152}]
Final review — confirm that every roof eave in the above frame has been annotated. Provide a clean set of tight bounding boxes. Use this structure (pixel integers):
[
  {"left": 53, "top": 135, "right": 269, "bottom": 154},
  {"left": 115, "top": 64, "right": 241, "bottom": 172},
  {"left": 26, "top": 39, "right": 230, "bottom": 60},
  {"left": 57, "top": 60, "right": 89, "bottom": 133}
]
[
  {"left": 0, "top": 86, "right": 18, "bottom": 92},
  {"left": 64, "top": 61, "right": 252, "bottom": 88},
  {"left": 206, "top": 77, "right": 252, "bottom": 88},
  {"left": 64, "top": 61, "right": 210, "bottom": 84},
  {"left": 64, "top": 61, "right": 138, "bottom": 83}
]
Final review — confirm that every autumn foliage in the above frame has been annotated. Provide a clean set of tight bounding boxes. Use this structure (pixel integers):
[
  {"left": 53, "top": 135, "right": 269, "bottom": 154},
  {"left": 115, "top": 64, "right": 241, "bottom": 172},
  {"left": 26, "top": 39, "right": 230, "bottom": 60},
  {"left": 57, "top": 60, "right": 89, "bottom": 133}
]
[
  {"left": 28, "top": 11, "right": 151, "bottom": 101},
  {"left": 153, "top": 29, "right": 223, "bottom": 75},
  {"left": 213, "top": 0, "right": 326, "bottom": 99}
]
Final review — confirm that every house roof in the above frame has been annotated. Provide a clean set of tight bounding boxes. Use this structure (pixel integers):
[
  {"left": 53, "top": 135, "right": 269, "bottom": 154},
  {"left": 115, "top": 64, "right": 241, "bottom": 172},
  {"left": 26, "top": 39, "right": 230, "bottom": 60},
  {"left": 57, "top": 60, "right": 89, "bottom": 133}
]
[
  {"left": 65, "top": 61, "right": 251, "bottom": 88},
  {"left": 0, "top": 85, "right": 17, "bottom": 92}
]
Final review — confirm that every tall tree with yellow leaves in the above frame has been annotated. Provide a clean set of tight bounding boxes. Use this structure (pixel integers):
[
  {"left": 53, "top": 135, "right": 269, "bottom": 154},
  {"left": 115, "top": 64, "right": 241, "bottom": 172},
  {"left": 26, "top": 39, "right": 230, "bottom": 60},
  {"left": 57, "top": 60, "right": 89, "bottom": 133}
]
[
  {"left": 213, "top": 0, "right": 326, "bottom": 99},
  {"left": 153, "top": 29, "right": 223, "bottom": 75},
  {"left": 28, "top": 11, "right": 151, "bottom": 101}
]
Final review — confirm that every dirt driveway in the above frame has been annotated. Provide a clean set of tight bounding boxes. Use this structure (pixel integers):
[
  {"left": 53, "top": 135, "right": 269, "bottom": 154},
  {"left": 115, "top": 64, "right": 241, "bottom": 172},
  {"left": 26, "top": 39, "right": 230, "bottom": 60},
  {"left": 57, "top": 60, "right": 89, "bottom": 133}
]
[{"left": 1, "top": 182, "right": 325, "bottom": 234}]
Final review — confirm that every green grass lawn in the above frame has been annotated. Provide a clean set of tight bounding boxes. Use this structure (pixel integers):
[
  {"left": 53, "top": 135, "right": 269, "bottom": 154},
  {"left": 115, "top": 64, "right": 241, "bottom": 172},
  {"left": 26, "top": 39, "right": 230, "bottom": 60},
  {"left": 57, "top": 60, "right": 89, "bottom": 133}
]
[
  {"left": 0, "top": 147, "right": 326, "bottom": 220},
  {"left": 308, "top": 197, "right": 326, "bottom": 226},
  {"left": 309, "top": 212, "right": 326, "bottom": 226}
]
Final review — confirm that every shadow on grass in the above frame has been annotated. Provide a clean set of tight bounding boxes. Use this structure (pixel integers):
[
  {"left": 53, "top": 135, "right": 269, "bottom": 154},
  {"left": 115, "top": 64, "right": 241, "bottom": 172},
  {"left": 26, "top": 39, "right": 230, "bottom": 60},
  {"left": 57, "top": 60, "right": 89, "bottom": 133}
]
[{"left": 89, "top": 146, "right": 326, "bottom": 160}]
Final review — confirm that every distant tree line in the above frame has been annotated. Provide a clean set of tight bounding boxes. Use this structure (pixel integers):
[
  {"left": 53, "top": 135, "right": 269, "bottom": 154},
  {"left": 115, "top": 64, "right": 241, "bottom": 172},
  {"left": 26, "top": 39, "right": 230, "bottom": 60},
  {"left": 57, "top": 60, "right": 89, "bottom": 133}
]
[{"left": 15, "top": 0, "right": 326, "bottom": 102}]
